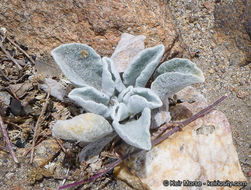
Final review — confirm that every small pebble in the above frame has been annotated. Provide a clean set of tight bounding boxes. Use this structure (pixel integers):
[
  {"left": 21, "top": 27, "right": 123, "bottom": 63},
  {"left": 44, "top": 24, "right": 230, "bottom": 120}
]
[
  {"left": 5, "top": 172, "right": 15, "bottom": 180},
  {"left": 209, "top": 68, "right": 215, "bottom": 74},
  {"left": 203, "top": 1, "right": 213, "bottom": 10},
  {"left": 237, "top": 91, "right": 249, "bottom": 99}
]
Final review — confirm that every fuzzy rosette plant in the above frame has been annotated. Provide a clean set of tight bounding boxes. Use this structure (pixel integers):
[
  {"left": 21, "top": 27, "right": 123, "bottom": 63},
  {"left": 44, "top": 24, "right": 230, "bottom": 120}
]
[{"left": 51, "top": 37, "right": 204, "bottom": 150}]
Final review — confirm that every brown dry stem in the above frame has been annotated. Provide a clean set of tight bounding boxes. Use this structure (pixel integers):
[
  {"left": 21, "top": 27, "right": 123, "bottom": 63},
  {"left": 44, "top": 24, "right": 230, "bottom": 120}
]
[
  {"left": 0, "top": 34, "right": 22, "bottom": 70},
  {"left": 29, "top": 87, "right": 50, "bottom": 164},
  {"left": 6, "top": 36, "right": 35, "bottom": 65},
  {"left": 0, "top": 113, "right": 19, "bottom": 163}
]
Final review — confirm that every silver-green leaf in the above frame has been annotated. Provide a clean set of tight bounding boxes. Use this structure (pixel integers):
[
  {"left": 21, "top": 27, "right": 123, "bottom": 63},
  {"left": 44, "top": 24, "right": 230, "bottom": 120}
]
[
  {"left": 110, "top": 103, "right": 130, "bottom": 121},
  {"left": 51, "top": 43, "right": 103, "bottom": 89},
  {"left": 151, "top": 72, "right": 204, "bottom": 99},
  {"left": 68, "top": 87, "right": 110, "bottom": 117},
  {"left": 123, "top": 45, "right": 165, "bottom": 87},
  {"left": 112, "top": 108, "right": 152, "bottom": 150},
  {"left": 153, "top": 58, "right": 205, "bottom": 80},
  {"left": 102, "top": 57, "right": 125, "bottom": 97},
  {"left": 125, "top": 87, "right": 163, "bottom": 114}
]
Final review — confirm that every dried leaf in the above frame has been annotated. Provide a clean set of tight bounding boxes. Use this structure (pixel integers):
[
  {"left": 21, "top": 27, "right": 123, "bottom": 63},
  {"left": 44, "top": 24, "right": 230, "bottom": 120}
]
[
  {"left": 41, "top": 78, "right": 66, "bottom": 101},
  {"left": 78, "top": 132, "right": 117, "bottom": 163}
]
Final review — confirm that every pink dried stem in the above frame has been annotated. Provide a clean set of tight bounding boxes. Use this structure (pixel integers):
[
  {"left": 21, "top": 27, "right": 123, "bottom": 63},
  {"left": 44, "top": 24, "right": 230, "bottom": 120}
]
[
  {"left": 58, "top": 95, "right": 227, "bottom": 189},
  {"left": 152, "top": 95, "right": 227, "bottom": 146},
  {"left": 0, "top": 114, "right": 19, "bottom": 163}
]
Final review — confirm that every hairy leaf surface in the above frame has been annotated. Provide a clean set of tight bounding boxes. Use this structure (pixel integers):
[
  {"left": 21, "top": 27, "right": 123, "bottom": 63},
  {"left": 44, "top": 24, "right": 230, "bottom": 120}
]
[
  {"left": 112, "top": 108, "right": 152, "bottom": 150},
  {"left": 51, "top": 43, "right": 103, "bottom": 89},
  {"left": 123, "top": 45, "right": 165, "bottom": 87},
  {"left": 69, "top": 87, "right": 110, "bottom": 117}
]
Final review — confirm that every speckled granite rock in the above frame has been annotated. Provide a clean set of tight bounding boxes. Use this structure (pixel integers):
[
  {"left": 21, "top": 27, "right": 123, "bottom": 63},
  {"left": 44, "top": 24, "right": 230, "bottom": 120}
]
[
  {"left": 115, "top": 87, "right": 247, "bottom": 190},
  {"left": 33, "top": 138, "right": 60, "bottom": 168},
  {"left": 0, "top": 0, "right": 182, "bottom": 57}
]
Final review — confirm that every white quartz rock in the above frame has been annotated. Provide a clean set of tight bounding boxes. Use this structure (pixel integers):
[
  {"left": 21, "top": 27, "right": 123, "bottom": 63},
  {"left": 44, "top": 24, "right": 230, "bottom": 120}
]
[
  {"left": 52, "top": 113, "right": 113, "bottom": 143},
  {"left": 115, "top": 87, "right": 247, "bottom": 190}
]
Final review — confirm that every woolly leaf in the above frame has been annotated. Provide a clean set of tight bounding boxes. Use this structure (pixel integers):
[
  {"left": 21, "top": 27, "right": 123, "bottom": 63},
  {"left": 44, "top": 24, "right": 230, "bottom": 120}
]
[
  {"left": 68, "top": 87, "right": 110, "bottom": 117},
  {"left": 102, "top": 57, "right": 125, "bottom": 97},
  {"left": 126, "top": 87, "right": 163, "bottom": 114},
  {"left": 112, "top": 108, "right": 152, "bottom": 150},
  {"left": 117, "top": 87, "right": 162, "bottom": 115},
  {"left": 153, "top": 58, "right": 205, "bottom": 81},
  {"left": 111, "top": 33, "right": 146, "bottom": 72},
  {"left": 117, "top": 86, "right": 133, "bottom": 102},
  {"left": 151, "top": 72, "right": 204, "bottom": 99},
  {"left": 110, "top": 103, "right": 130, "bottom": 121},
  {"left": 123, "top": 45, "right": 165, "bottom": 87},
  {"left": 51, "top": 43, "right": 103, "bottom": 89},
  {"left": 41, "top": 78, "right": 66, "bottom": 101}
]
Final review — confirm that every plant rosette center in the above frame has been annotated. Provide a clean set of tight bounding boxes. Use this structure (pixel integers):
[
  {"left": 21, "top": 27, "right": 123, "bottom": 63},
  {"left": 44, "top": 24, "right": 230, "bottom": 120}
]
[{"left": 110, "top": 85, "right": 162, "bottom": 122}]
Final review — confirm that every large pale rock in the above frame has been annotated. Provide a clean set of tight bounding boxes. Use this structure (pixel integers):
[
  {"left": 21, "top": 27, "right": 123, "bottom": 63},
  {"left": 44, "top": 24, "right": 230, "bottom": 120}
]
[
  {"left": 115, "top": 87, "right": 247, "bottom": 190},
  {"left": 52, "top": 113, "right": 113, "bottom": 143},
  {"left": 0, "top": 0, "right": 181, "bottom": 58}
]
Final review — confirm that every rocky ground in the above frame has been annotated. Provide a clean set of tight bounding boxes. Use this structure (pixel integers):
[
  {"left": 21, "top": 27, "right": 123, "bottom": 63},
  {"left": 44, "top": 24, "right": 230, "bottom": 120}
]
[
  {"left": 168, "top": 0, "right": 250, "bottom": 177},
  {"left": 0, "top": 0, "right": 250, "bottom": 189}
]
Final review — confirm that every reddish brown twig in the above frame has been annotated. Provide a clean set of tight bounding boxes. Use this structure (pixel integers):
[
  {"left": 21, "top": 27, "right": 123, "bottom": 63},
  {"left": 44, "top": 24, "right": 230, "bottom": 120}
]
[
  {"left": 0, "top": 37, "right": 22, "bottom": 70},
  {"left": 152, "top": 95, "right": 227, "bottom": 146},
  {"left": 30, "top": 89, "right": 50, "bottom": 163},
  {"left": 58, "top": 158, "right": 123, "bottom": 190},
  {"left": 56, "top": 138, "right": 72, "bottom": 157},
  {"left": 23, "top": 137, "right": 45, "bottom": 157},
  {"left": 6, "top": 36, "right": 35, "bottom": 65},
  {"left": 151, "top": 122, "right": 181, "bottom": 140},
  {"left": 0, "top": 114, "right": 19, "bottom": 163},
  {"left": 58, "top": 95, "right": 227, "bottom": 189}
]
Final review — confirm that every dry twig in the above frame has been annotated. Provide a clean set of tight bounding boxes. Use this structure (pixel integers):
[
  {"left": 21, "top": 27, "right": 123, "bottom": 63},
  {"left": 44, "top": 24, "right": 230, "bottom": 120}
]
[
  {"left": 56, "top": 138, "right": 72, "bottom": 157},
  {"left": 30, "top": 88, "right": 50, "bottom": 163},
  {"left": 23, "top": 137, "right": 45, "bottom": 157},
  {"left": 0, "top": 35, "right": 22, "bottom": 70},
  {"left": 0, "top": 113, "right": 19, "bottom": 163},
  {"left": 58, "top": 95, "right": 227, "bottom": 189},
  {"left": 6, "top": 36, "right": 35, "bottom": 65},
  {"left": 0, "top": 69, "right": 11, "bottom": 82},
  {"left": 152, "top": 95, "right": 227, "bottom": 146}
]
